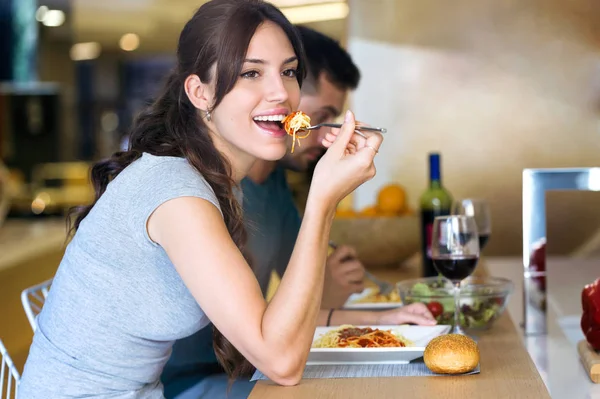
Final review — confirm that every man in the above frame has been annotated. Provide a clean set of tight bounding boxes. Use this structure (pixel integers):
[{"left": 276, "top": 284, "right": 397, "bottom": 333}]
[{"left": 161, "top": 26, "right": 434, "bottom": 399}]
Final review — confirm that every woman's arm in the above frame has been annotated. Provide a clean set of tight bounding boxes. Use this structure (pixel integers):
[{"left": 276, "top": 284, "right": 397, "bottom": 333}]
[
  {"left": 150, "top": 111, "right": 381, "bottom": 386},
  {"left": 316, "top": 304, "right": 436, "bottom": 327},
  {"left": 149, "top": 195, "right": 333, "bottom": 385}
]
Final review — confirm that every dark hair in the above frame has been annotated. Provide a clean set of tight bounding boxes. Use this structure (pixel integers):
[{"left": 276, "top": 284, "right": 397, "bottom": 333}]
[
  {"left": 295, "top": 25, "right": 360, "bottom": 94},
  {"left": 68, "top": 0, "right": 305, "bottom": 380}
]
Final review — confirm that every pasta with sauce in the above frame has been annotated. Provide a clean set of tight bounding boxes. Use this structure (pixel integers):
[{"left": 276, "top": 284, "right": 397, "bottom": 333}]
[
  {"left": 282, "top": 111, "right": 311, "bottom": 153},
  {"left": 312, "top": 325, "right": 413, "bottom": 348}
]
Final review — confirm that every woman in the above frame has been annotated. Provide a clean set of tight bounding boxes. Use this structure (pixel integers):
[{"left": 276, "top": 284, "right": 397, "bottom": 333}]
[{"left": 18, "top": 1, "right": 408, "bottom": 397}]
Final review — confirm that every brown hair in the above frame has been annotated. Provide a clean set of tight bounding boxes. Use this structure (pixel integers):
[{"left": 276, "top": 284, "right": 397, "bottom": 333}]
[
  {"left": 68, "top": 0, "right": 305, "bottom": 380},
  {"left": 295, "top": 25, "right": 360, "bottom": 94}
]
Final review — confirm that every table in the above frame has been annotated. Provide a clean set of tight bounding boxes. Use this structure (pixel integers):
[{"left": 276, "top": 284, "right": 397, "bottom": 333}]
[{"left": 249, "top": 260, "right": 551, "bottom": 399}]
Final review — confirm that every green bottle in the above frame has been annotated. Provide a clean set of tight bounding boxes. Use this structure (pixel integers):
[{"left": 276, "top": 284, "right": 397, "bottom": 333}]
[{"left": 419, "top": 152, "right": 453, "bottom": 277}]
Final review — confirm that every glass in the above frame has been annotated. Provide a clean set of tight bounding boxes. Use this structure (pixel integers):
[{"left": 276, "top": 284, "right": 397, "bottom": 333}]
[
  {"left": 431, "top": 215, "right": 480, "bottom": 334},
  {"left": 452, "top": 198, "right": 491, "bottom": 250}
]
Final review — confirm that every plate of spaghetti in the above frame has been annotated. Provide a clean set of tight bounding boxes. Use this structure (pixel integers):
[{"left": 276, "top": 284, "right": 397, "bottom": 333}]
[
  {"left": 282, "top": 111, "right": 311, "bottom": 153},
  {"left": 313, "top": 325, "right": 413, "bottom": 348},
  {"left": 308, "top": 324, "right": 450, "bottom": 365},
  {"left": 343, "top": 287, "right": 403, "bottom": 310}
]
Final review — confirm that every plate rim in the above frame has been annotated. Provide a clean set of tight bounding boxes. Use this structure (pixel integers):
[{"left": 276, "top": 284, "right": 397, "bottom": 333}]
[
  {"left": 307, "top": 325, "right": 450, "bottom": 365},
  {"left": 310, "top": 324, "right": 451, "bottom": 352}
]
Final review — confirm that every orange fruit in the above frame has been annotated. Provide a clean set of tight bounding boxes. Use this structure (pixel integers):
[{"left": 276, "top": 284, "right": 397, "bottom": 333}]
[
  {"left": 359, "top": 205, "right": 378, "bottom": 217},
  {"left": 376, "top": 184, "right": 407, "bottom": 215}
]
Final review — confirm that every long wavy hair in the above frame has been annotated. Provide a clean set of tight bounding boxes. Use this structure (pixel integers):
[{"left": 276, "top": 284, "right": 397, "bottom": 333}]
[{"left": 68, "top": 0, "right": 306, "bottom": 380}]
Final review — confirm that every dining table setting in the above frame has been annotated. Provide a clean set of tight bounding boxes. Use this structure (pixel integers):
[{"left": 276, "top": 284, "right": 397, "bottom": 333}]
[
  {"left": 250, "top": 259, "right": 551, "bottom": 399},
  {"left": 250, "top": 193, "right": 600, "bottom": 399}
]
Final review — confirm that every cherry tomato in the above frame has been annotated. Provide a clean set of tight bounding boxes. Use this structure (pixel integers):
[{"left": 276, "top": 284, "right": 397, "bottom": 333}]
[{"left": 426, "top": 301, "right": 444, "bottom": 318}]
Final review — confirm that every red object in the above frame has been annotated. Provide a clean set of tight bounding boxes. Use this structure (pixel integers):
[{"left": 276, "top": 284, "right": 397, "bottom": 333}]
[
  {"left": 426, "top": 301, "right": 444, "bottom": 318},
  {"left": 581, "top": 278, "right": 600, "bottom": 350},
  {"left": 529, "top": 239, "right": 546, "bottom": 291}
]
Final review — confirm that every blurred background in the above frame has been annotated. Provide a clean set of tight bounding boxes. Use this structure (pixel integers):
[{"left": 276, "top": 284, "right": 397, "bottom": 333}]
[
  {"left": 1, "top": 0, "right": 600, "bottom": 367},
  {"left": 1, "top": 0, "right": 600, "bottom": 255}
]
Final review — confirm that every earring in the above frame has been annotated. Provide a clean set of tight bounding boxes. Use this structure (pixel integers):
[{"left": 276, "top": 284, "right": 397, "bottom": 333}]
[{"left": 206, "top": 110, "right": 211, "bottom": 122}]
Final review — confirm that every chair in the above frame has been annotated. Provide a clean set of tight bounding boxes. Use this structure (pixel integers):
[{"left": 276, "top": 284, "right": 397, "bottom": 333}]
[
  {"left": 0, "top": 339, "right": 20, "bottom": 398},
  {"left": 21, "top": 278, "right": 53, "bottom": 332}
]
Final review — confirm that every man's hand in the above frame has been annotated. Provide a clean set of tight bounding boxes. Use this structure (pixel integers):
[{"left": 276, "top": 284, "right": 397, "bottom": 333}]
[
  {"left": 321, "top": 245, "right": 365, "bottom": 308},
  {"left": 376, "top": 303, "right": 437, "bottom": 326}
]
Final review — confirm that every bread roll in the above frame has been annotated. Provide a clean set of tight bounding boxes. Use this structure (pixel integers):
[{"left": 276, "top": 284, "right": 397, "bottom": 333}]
[{"left": 424, "top": 334, "right": 480, "bottom": 374}]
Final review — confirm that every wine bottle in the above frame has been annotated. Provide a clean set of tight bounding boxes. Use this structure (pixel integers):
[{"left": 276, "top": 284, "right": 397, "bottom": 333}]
[{"left": 420, "top": 153, "right": 453, "bottom": 277}]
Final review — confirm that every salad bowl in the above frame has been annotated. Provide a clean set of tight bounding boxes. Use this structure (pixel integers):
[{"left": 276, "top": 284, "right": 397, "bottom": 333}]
[{"left": 397, "top": 276, "right": 514, "bottom": 330}]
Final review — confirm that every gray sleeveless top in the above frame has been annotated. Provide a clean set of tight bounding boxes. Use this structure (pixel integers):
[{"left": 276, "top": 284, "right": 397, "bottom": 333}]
[{"left": 19, "top": 153, "right": 226, "bottom": 398}]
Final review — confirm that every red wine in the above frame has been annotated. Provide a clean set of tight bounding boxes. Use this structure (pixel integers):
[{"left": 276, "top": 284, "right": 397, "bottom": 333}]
[
  {"left": 479, "top": 234, "right": 490, "bottom": 250},
  {"left": 420, "top": 209, "right": 451, "bottom": 277},
  {"left": 432, "top": 255, "right": 479, "bottom": 282}
]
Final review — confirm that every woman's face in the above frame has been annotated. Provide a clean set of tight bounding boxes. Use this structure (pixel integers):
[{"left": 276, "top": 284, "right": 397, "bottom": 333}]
[{"left": 209, "top": 21, "right": 301, "bottom": 165}]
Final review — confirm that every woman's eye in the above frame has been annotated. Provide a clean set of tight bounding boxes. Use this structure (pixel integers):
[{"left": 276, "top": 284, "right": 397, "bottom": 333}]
[
  {"left": 282, "top": 69, "right": 298, "bottom": 78},
  {"left": 241, "top": 70, "right": 260, "bottom": 79}
]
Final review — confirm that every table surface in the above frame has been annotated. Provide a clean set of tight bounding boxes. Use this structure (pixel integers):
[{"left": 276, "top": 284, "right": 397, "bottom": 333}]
[{"left": 249, "top": 260, "right": 551, "bottom": 399}]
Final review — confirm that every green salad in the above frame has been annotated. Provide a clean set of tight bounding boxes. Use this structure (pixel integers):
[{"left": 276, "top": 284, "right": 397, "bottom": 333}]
[{"left": 409, "top": 282, "right": 503, "bottom": 329}]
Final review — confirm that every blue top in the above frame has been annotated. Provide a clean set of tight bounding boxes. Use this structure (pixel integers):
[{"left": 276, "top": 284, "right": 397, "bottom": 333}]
[
  {"left": 160, "top": 166, "right": 302, "bottom": 398},
  {"left": 19, "top": 153, "right": 224, "bottom": 398}
]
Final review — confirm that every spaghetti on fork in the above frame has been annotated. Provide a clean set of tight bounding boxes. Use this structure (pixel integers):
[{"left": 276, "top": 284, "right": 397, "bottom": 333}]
[{"left": 282, "top": 111, "right": 311, "bottom": 153}]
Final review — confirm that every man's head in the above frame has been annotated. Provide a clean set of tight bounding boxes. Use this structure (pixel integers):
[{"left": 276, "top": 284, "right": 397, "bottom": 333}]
[{"left": 280, "top": 25, "right": 360, "bottom": 172}]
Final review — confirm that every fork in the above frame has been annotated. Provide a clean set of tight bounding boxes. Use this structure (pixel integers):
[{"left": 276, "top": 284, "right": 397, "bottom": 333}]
[
  {"left": 364, "top": 271, "right": 395, "bottom": 296},
  {"left": 300, "top": 123, "right": 387, "bottom": 134},
  {"left": 328, "top": 241, "right": 395, "bottom": 296}
]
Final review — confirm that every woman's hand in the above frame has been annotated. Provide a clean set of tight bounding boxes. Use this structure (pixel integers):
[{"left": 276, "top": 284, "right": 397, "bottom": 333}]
[
  {"left": 321, "top": 245, "right": 365, "bottom": 308},
  {"left": 308, "top": 110, "right": 382, "bottom": 209},
  {"left": 376, "top": 303, "right": 438, "bottom": 326}
]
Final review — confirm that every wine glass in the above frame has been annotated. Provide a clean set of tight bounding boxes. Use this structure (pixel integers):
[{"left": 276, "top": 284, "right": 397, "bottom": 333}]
[
  {"left": 431, "top": 215, "right": 480, "bottom": 335},
  {"left": 452, "top": 198, "right": 491, "bottom": 250}
]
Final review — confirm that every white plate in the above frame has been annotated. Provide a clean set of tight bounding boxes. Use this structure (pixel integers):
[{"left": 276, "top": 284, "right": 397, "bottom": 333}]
[
  {"left": 343, "top": 288, "right": 403, "bottom": 310},
  {"left": 308, "top": 324, "right": 451, "bottom": 365}
]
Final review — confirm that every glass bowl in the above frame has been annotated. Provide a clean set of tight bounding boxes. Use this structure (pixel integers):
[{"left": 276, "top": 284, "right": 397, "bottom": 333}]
[{"left": 396, "top": 276, "right": 514, "bottom": 330}]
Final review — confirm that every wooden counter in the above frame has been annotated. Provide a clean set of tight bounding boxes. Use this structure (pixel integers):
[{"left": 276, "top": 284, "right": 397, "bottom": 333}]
[{"left": 249, "top": 263, "right": 550, "bottom": 399}]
